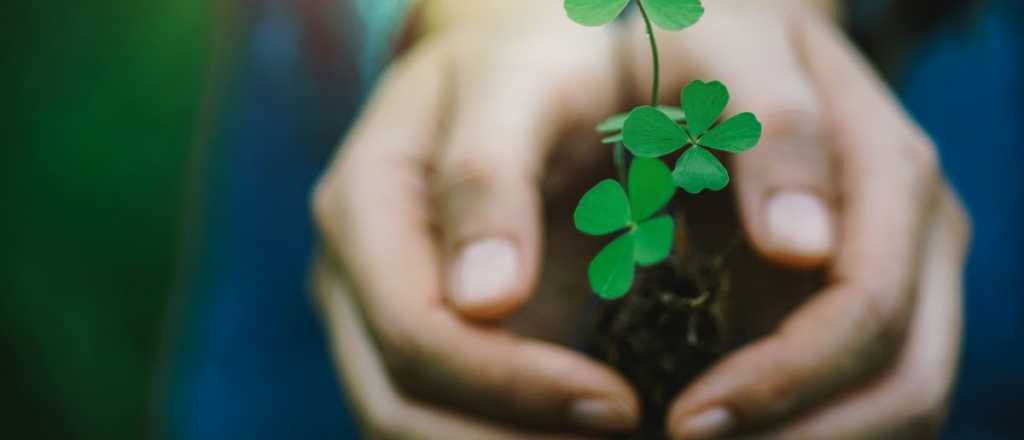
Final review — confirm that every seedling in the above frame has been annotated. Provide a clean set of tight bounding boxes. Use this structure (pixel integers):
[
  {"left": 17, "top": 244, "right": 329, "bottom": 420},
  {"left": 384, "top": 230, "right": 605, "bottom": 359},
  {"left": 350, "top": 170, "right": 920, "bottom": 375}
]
[{"left": 566, "top": 0, "right": 762, "bottom": 299}]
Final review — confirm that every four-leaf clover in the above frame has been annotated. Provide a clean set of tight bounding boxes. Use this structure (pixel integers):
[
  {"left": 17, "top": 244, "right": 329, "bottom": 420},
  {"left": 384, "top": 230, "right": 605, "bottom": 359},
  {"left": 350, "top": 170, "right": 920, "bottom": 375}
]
[
  {"left": 574, "top": 158, "right": 676, "bottom": 299},
  {"left": 622, "top": 80, "right": 763, "bottom": 193},
  {"left": 564, "top": 0, "right": 705, "bottom": 30}
]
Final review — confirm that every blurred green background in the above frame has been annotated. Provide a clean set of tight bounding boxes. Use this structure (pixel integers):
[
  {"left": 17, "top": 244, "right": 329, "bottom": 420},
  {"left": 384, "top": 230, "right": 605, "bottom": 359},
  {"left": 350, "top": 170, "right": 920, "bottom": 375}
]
[{"left": 3, "top": 2, "right": 214, "bottom": 438}]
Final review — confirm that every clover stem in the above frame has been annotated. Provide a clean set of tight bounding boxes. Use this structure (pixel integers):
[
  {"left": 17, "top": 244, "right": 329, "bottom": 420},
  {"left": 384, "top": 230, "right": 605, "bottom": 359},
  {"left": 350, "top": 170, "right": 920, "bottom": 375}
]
[
  {"left": 613, "top": 1, "right": 663, "bottom": 188},
  {"left": 635, "top": 0, "right": 661, "bottom": 106},
  {"left": 614, "top": 143, "right": 627, "bottom": 185}
]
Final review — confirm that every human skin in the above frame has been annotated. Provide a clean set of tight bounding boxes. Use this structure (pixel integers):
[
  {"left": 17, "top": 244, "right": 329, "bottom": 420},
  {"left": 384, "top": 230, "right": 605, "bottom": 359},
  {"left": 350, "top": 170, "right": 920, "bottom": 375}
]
[{"left": 311, "top": 0, "right": 970, "bottom": 438}]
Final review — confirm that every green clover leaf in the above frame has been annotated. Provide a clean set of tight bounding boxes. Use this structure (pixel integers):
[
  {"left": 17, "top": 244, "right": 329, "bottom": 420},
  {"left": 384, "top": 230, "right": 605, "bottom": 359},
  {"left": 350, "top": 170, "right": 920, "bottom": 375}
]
[
  {"left": 622, "top": 106, "right": 688, "bottom": 157},
  {"left": 682, "top": 80, "right": 729, "bottom": 138},
  {"left": 588, "top": 232, "right": 636, "bottom": 299},
  {"left": 629, "top": 158, "right": 675, "bottom": 221},
  {"left": 682, "top": 80, "right": 763, "bottom": 152},
  {"left": 599, "top": 106, "right": 684, "bottom": 145},
  {"left": 613, "top": 80, "right": 762, "bottom": 193},
  {"left": 640, "top": 0, "right": 705, "bottom": 31},
  {"left": 597, "top": 106, "right": 685, "bottom": 134},
  {"left": 564, "top": 0, "right": 630, "bottom": 27},
  {"left": 565, "top": 0, "right": 704, "bottom": 30},
  {"left": 634, "top": 215, "right": 674, "bottom": 266},
  {"left": 699, "top": 112, "right": 762, "bottom": 152},
  {"left": 575, "top": 159, "right": 677, "bottom": 298},
  {"left": 574, "top": 179, "right": 631, "bottom": 235},
  {"left": 673, "top": 145, "right": 729, "bottom": 193}
]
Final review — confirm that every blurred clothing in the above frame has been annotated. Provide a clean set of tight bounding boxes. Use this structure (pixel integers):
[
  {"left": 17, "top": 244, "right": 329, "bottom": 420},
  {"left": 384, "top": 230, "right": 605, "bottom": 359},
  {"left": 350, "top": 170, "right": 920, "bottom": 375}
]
[
  {"left": 164, "top": 1, "right": 1024, "bottom": 439},
  {"left": 161, "top": 1, "right": 406, "bottom": 438},
  {"left": 4, "top": 2, "right": 213, "bottom": 439}
]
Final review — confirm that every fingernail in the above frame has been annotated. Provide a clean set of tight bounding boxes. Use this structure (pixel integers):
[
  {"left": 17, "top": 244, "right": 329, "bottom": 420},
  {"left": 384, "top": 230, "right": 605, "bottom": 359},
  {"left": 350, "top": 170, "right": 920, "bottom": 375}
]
[
  {"left": 568, "top": 399, "right": 634, "bottom": 432},
  {"left": 672, "top": 407, "right": 735, "bottom": 440},
  {"left": 766, "top": 191, "right": 834, "bottom": 256},
  {"left": 448, "top": 238, "right": 520, "bottom": 309}
]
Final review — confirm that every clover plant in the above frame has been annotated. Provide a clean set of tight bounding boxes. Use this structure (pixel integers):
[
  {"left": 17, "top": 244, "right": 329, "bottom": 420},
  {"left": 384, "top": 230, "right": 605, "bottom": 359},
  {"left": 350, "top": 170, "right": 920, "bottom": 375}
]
[{"left": 566, "top": 0, "right": 763, "bottom": 299}]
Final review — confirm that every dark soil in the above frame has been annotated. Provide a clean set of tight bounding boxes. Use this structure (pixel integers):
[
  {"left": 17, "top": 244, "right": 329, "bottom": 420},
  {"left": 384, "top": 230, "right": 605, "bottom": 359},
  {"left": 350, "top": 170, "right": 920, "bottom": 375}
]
[{"left": 588, "top": 248, "right": 734, "bottom": 439}]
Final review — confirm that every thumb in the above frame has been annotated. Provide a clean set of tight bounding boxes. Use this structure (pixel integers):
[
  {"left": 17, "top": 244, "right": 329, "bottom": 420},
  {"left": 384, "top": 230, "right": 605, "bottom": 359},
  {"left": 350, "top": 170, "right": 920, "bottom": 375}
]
[
  {"left": 705, "top": 29, "right": 837, "bottom": 267},
  {"left": 435, "top": 150, "right": 544, "bottom": 321},
  {"left": 732, "top": 100, "right": 837, "bottom": 267},
  {"left": 435, "top": 34, "right": 619, "bottom": 320}
]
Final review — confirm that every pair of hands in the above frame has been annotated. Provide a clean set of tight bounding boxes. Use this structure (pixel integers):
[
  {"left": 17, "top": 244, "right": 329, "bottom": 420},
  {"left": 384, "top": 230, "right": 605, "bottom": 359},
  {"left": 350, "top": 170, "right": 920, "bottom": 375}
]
[{"left": 312, "top": 1, "right": 970, "bottom": 438}]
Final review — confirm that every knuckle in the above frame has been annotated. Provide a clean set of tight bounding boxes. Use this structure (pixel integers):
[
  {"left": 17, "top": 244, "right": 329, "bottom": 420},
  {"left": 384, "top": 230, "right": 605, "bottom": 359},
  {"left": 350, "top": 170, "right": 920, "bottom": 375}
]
[
  {"left": 435, "top": 154, "right": 506, "bottom": 200},
  {"left": 757, "top": 106, "right": 822, "bottom": 144},
  {"left": 439, "top": 153, "right": 494, "bottom": 185}
]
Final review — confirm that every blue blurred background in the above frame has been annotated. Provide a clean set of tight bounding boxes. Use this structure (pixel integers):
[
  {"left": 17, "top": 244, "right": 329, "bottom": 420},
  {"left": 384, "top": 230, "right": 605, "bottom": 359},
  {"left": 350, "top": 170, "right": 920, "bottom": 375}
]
[{"left": 3, "top": 1, "right": 1021, "bottom": 439}]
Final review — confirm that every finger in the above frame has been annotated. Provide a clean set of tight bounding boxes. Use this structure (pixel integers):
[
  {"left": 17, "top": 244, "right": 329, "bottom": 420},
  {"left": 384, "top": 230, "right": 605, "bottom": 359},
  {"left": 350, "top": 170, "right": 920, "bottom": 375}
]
[
  {"left": 667, "top": 14, "right": 943, "bottom": 439},
  {"left": 706, "top": 14, "right": 837, "bottom": 266},
  {"left": 312, "top": 256, "right": 592, "bottom": 440},
  {"left": 435, "top": 30, "right": 620, "bottom": 319},
  {"left": 750, "top": 191, "right": 969, "bottom": 440},
  {"left": 313, "top": 44, "right": 637, "bottom": 432},
  {"left": 723, "top": 33, "right": 836, "bottom": 267}
]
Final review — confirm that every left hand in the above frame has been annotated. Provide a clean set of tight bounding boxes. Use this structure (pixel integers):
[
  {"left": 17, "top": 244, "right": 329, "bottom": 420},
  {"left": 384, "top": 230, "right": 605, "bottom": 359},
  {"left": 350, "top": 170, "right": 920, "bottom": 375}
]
[{"left": 630, "top": 2, "right": 972, "bottom": 439}]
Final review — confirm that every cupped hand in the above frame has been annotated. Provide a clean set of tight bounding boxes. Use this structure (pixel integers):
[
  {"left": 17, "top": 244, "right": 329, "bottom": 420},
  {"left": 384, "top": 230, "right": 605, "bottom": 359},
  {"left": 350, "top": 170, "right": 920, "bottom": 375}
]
[
  {"left": 632, "top": 2, "right": 971, "bottom": 439},
  {"left": 312, "top": 1, "right": 643, "bottom": 437}
]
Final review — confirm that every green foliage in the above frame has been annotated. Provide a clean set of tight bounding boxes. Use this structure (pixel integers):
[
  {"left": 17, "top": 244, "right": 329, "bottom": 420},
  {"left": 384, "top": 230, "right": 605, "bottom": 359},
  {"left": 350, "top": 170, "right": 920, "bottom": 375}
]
[
  {"left": 574, "top": 179, "right": 632, "bottom": 235},
  {"left": 628, "top": 158, "right": 675, "bottom": 221},
  {"left": 564, "top": 0, "right": 631, "bottom": 26},
  {"left": 674, "top": 146, "right": 729, "bottom": 193},
  {"left": 682, "top": 80, "right": 728, "bottom": 137},
  {"left": 564, "top": 0, "right": 705, "bottom": 31},
  {"left": 597, "top": 106, "right": 685, "bottom": 134},
  {"left": 621, "top": 80, "right": 762, "bottom": 193},
  {"left": 621, "top": 106, "right": 688, "bottom": 157},
  {"left": 566, "top": 0, "right": 761, "bottom": 300},
  {"left": 574, "top": 159, "right": 675, "bottom": 298},
  {"left": 588, "top": 233, "right": 636, "bottom": 299},
  {"left": 633, "top": 215, "right": 674, "bottom": 266},
  {"left": 699, "top": 112, "right": 762, "bottom": 152},
  {"left": 639, "top": 0, "right": 705, "bottom": 31}
]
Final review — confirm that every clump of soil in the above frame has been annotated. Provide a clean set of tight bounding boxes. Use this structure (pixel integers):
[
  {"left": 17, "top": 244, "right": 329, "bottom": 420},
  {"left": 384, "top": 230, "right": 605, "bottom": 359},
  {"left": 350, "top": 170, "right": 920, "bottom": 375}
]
[{"left": 589, "top": 247, "right": 734, "bottom": 439}]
